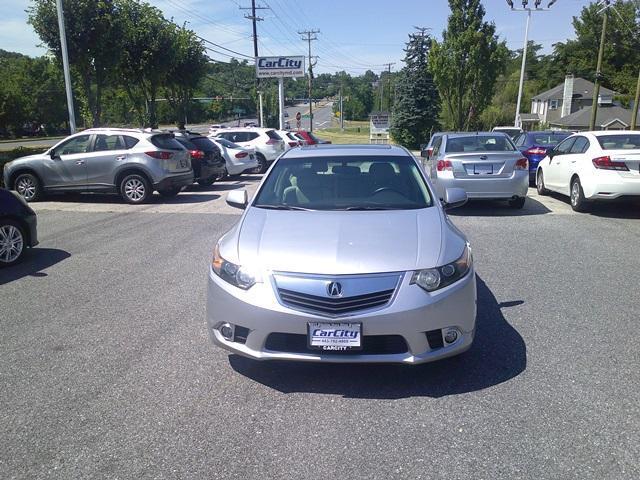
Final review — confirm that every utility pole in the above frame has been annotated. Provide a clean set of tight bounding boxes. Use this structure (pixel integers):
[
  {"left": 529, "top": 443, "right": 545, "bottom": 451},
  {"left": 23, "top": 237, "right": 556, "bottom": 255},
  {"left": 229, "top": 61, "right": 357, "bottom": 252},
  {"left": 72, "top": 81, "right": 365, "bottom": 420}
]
[
  {"left": 380, "top": 62, "right": 395, "bottom": 111},
  {"left": 590, "top": 0, "right": 610, "bottom": 131},
  {"left": 632, "top": 68, "right": 640, "bottom": 130},
  {"left": 506, "top": 0, "right": 555, "bottom": 129},
  {"left": 240, "top": 0, "right": 269, "bottom": 127},
  {"left": 339, "top": 87, "right": 344, "bottom": 131},
  {"left": 55, "top": 0, "right": 76, "bottom": 133},
  {"left": 299, "top": 29, "right": 319, "bottom": 132}
]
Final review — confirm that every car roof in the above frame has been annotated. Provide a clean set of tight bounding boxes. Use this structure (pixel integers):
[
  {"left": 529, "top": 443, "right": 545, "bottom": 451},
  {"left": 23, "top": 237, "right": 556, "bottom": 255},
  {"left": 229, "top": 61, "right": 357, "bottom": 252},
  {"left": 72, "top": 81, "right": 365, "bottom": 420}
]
[
  {"left": 445, "top": 132, "right": 508, "bottom": 138},
  {"left": 587, "top": 130, "right": 640, "bottom": 137},
  {"left": 281, "top": 144, "right": 409, "bottom": 159},
  {"left": 220, "top": 127, "right": 272, "bottom": 132}
]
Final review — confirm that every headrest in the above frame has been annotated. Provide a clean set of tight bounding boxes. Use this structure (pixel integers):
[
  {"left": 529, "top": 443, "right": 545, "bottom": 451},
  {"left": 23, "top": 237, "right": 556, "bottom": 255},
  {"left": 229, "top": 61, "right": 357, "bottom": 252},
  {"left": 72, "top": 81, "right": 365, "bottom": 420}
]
[{"left": 331, "top": 165, "right": 360, "bottom": 175}]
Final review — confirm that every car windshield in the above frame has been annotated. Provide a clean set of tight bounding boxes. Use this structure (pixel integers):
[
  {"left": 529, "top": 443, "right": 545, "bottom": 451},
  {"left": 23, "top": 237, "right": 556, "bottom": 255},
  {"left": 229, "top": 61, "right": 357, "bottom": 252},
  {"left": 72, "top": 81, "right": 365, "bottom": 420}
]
[
  {"left": 531, "top": 133, "right": 570, "bottom": 146},
  {"left": 596, "top": 134, "right": 640, "bottom": 150},
  {"left": 214, "top": 137, "right": 241, "bottom": 149},
  {"left": 446, "top": 135, "right": 516, "bottom": 153},
  {"left": 253, "top": 155, "right": 432, "bottom": 211}
]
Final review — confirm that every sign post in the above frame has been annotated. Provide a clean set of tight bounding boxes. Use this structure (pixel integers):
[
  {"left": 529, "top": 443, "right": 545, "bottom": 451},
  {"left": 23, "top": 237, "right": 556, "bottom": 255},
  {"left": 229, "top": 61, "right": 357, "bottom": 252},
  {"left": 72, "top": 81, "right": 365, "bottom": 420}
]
[{"left": 256, "top": 56, "right": 305, "bottom": 131}]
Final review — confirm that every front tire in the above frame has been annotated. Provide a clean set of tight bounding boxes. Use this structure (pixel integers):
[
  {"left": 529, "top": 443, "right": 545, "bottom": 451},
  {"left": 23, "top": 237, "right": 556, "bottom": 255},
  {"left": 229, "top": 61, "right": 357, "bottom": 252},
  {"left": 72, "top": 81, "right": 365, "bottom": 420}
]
[
  {"left": 570, "top": 177, "right": 589, "bottom": 212},
  {"left": 120, "top": 173, "right": 151, "bottom": 204},
  {"left": 14, "top": 173, "right": 43, "bottom": 202},
  {"left": 0, "top": 220, "right": 26, "bottom": 267},
  {"left": 197, "top": 178, "right": 215, "bottom": 187},
  {"left": 251, "top": 153, "right": 267, "bottom": 174},
  {"left": 508, "top": 197, "right": 526, "bottom": 209},
  {"left": 536, "top": 170, "right": 549, "bottom": 195}
]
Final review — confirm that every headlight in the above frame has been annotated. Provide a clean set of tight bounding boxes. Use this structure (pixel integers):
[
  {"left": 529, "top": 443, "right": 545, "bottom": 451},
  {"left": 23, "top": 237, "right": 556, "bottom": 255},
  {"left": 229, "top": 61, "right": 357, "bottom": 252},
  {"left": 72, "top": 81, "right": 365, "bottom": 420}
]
[
  {"left": 212, "top": 244, "right": 260, "bottom": 289},
  {"left": 411, "top": 244, "right": 472, "bottom": 292}
]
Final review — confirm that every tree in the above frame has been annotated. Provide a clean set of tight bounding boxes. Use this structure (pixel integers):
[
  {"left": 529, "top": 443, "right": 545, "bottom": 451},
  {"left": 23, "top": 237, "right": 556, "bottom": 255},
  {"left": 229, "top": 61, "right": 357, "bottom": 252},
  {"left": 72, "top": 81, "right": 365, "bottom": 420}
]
[
  {"left": 390, "top": 28, "right": 440, "bottom": 149},
  {"left": 164, "top": 26, "right": 208, "bottom": 126},
  {"left": 549, "top": 1, "right": 640, "bottom": 96},
  {"left": 28, "top": 0, "right": 121, "bottom": 127},
  {"left": 430, "top": 0, "right": 509, "bottom": 130}
]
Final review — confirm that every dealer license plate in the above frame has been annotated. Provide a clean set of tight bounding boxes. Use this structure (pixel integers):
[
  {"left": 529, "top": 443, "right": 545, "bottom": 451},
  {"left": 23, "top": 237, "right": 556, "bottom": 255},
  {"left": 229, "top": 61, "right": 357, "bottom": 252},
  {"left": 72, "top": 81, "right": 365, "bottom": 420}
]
[
  {"left": 308, "top": 322, "right": 362, "bottom": 351},
  {"left": 474, "top": 164, "right": 493, "bottom": 175}
]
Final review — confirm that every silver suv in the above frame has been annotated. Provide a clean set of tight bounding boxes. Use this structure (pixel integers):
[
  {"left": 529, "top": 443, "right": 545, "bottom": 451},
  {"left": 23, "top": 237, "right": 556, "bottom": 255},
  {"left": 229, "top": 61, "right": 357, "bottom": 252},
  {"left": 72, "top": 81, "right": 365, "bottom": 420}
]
[
  {"left": 213, "top": 127, "right": 284, "bottom": 173},
  {"left": 3, "top": 128, "right": 193, "bottom": 204}
]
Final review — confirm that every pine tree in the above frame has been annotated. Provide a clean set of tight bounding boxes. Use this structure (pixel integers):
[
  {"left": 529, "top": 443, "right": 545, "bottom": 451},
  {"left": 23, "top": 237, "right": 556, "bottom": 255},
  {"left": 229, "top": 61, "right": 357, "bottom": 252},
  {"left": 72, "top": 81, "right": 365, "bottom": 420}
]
[{"left": 390, "top": 28, "right": 440, "bottom": 149}]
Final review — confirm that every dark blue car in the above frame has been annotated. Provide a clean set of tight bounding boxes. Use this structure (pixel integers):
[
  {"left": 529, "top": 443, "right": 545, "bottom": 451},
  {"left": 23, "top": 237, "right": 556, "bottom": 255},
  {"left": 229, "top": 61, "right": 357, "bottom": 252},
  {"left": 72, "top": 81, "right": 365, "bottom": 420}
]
[{"left": 514, "top": 131, "right": 572, "bottom": 184}]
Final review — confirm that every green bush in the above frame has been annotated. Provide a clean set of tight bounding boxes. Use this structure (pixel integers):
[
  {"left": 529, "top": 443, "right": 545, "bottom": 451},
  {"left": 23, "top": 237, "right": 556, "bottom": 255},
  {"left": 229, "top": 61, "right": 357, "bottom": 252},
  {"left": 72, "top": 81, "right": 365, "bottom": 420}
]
[{"left": 0, "top": 146, "right": 48, "bottom": 188}]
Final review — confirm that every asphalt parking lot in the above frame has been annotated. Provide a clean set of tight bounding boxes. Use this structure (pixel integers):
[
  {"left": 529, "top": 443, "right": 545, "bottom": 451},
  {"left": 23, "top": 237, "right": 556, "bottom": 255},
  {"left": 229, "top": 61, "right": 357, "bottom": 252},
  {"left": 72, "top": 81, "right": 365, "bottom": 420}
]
[{"left": 1, "top": 176, "right": 639, "bottom": 479}]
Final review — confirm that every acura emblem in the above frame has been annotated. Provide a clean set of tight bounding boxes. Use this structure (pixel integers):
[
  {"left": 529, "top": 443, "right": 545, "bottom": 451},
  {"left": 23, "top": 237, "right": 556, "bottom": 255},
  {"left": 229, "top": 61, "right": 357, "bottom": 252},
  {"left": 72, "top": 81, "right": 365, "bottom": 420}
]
[{"left": 326, "top": 281, "right": 343, "bottom": 297}]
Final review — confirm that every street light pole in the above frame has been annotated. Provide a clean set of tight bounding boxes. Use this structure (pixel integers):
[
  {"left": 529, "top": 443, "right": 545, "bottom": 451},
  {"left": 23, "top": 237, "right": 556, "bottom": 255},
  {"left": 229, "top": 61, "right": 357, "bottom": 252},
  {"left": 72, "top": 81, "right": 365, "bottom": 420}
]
[
  {"left": 590, "top": 2, "right": 609, "bottom": 131},
  {"left": 55, "top": 0, "right": 76, "bottom": 133},
  {"left": 507, "top": 0, "right": 554, "bottom": 129}
]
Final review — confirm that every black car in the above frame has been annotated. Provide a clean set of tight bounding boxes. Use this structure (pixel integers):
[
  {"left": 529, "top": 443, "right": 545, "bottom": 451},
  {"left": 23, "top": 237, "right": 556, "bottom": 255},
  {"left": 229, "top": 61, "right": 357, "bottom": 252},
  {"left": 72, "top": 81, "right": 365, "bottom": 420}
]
[
  {"left": 0, "top": 188, "right": 38, "bottom": 266},
  {"left": 173, "top": 132, "right": 226, "bottom": 186}
]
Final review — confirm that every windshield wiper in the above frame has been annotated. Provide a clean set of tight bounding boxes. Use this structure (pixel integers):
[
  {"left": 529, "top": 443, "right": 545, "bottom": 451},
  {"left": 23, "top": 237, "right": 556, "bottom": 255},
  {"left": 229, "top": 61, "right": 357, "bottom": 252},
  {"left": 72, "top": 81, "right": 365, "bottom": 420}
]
[
  {"left": 340, "top": 205, "right": 402, "bottom": 211},
  {"left": 254, "top": 204, "right": 313, "bottom": 211}
]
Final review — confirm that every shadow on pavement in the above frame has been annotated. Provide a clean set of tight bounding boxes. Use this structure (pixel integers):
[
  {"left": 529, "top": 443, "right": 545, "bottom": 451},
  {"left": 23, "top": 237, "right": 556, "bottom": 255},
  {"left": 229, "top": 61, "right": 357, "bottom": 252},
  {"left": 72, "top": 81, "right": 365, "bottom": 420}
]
[
  {"left": 448, "top": 197, "right": 551, "bottom": 217},
  {"left": 0, "top": 248, "right": 70, "bottom": 285},
  {"left": 229, "top": 276, "right": 526, "bottom": 399},
  {"left": 42, "top": 192, "right": 219, "bottom": 204},
  {"left": 190, "top": 183, "right": 247, "bottom": 192},
  {"left": 547, "top": 192, "right": 640, "bottom": 219}
]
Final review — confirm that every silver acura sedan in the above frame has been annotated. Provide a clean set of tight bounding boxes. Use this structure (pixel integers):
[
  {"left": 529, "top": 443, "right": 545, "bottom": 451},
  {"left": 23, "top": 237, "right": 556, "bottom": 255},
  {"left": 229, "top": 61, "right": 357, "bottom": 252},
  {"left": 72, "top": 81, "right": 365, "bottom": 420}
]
[{"left": 206, "top": 145, "right": 477, "bottom": 364}]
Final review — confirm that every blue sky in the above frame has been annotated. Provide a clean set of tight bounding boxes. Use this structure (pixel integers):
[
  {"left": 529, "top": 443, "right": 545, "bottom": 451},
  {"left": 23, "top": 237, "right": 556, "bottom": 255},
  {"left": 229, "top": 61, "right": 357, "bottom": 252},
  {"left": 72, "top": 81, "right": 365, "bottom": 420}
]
[{"left": 2, "top": 0, "right": 593, "bottom": 74}]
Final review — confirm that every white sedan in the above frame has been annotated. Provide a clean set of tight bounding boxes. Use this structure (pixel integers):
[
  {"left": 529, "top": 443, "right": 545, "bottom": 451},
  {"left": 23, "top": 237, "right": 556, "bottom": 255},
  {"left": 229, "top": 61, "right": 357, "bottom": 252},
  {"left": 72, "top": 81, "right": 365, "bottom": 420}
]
[
  {"left": 209, "top": 137, "right": 258, "bottom": 177},
  {"left": 536, "top": 131, "right": 640, "bottom": 212}
]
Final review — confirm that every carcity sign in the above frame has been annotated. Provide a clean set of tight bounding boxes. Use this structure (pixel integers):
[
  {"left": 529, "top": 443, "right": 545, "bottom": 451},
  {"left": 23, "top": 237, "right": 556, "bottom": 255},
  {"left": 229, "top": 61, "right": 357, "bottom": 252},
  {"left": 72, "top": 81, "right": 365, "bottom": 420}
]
[{"left": 256, "top": 56, "right": 305, "bottom": 78}]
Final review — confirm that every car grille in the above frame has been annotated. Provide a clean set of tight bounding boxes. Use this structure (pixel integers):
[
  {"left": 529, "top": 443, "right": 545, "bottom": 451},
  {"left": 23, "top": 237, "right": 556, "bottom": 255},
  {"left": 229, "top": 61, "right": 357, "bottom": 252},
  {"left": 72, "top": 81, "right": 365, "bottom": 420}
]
[
  {"left": 277, "top": 288, "right": 395, "bottom": 316},
  {"left": 265, "top": 333, "right": 408, "bottom": 355}
]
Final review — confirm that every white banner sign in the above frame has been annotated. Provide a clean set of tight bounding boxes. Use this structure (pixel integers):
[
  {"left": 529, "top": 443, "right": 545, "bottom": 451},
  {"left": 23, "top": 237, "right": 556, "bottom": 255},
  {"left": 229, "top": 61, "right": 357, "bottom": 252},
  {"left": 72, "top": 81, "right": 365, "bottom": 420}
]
[{"left": 256, "top": 56, "right": 305, "bottom": 78}]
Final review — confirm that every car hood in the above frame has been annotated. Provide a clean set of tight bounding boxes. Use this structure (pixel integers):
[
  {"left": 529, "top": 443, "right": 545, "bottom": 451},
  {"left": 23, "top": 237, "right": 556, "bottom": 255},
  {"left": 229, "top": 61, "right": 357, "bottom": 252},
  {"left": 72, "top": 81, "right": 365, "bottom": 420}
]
[{"left": 234, "top": 207, "right": 444, "bottom": 274}]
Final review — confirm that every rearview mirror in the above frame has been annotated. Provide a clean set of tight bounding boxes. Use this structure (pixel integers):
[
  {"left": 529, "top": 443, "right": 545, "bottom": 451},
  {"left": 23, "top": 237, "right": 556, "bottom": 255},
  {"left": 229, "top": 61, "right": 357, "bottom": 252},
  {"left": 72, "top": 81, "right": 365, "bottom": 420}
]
[
  {"left": 226, "top": 189, "right": 248, "bottom": 209},
  {"left": 442, "top": 187, "right": 467, "bottom": 210}
]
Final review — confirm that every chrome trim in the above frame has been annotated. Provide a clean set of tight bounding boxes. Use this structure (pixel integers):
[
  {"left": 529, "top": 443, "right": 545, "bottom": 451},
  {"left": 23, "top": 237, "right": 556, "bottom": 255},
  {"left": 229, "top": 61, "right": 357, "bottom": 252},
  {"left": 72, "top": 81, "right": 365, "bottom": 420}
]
[{"left": 271, "top": 271, "right": 404, "bottom": 318}]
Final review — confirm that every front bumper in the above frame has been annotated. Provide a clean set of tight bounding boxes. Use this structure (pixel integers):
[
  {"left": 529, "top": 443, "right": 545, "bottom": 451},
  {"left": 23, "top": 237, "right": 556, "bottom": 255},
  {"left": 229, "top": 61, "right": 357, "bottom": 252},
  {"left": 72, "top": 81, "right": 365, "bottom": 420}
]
[
  {"left": 206, "top": 267, "right": 477, "bottom": 364},
  {"left": 436, "top": 171, "right": 529, "bottom": 200},
  {"left": 153, "top": 172, "right": 194, "bottom": 191}
]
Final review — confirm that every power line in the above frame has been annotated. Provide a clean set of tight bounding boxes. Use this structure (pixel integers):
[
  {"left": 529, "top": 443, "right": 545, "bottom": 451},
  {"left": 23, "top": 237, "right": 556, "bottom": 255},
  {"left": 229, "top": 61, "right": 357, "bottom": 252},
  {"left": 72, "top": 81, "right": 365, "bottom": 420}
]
[{"left": 299, "top": 29, "right": 320, "bottom": 132}]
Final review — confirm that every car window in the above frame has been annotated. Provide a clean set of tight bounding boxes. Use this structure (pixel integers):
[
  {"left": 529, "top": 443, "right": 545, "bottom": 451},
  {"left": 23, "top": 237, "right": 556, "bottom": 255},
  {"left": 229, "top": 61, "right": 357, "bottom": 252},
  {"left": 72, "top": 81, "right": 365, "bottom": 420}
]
[
  {"left": 514, "top": 134, "right": 526, "bottom": 147},
  {"left": 445, "top": 135, "right": 516, "bottom": 153},
  {"left": 191, "top": 137, "right": 219, "bottom": 153},
  {"left": 150, "top": 134, "right": 184, "bottom": 151},
  {"left": 569, "top": 137, "right": 589, "bottom": 154},
  {"left": 266, "top": 130, "right": 281, "bottom": 141},
  {"left": 432, "top": 137, "right": 443, "bottom": 157},
  {"left": 532, "top": 133, "right": 569, "bottom": 146},
  {"left": 596, "top": 134, "right": 640, "bottom": 150},
  {"left": 254, "top": 155, "right": 432, "bottom": 211},
  {"left": 93, "top": 134, "right": 124, "bottom": 152},
  {"left": 214, "top": 137, "right": 240, "bottom": 149},
  {"left": 246, "top": 132, "right": 259, "bottom": 141},
  {"left": 554, "top": 137, "right": 576, "bottom": 154},
  {"left": 225, "top": 132, "right": 247, "bottom": 143},
  {"left": 175, "top": 137, "right": 197, "bottom": 150},
  {"left": 57, "top": 135, "right": 92, "bottom": 155},
  {"left": 123, "top": 135, "right": 139, "bottom": 149}
]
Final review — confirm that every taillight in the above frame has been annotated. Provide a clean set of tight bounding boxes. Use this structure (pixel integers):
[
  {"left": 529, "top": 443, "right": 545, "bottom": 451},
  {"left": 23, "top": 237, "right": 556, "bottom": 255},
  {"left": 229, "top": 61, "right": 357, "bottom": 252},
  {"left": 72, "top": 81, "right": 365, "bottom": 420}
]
[
  {"left": 592, "top": 156, "right": 628, "bottom": 171},
  {"left": 235, "top": 151, "right": 248, "bottom": 159},
  {"left": 525, "top": 147, "right": 547, "bottom": 156},
  {"left": 189, "top": 150, "right": 205, "bottom": 160},
  {"left": 145, "top": 151, "right": 172, "bottom": 160},
  {"left": 288, "top": 141, "right": 298, "bottom": 147},
  {"left": 515, "top": 158, "right": 529, "bottom": 170},
  {"left": 437, "top": 160, "right": 452, "bottom": 171}
]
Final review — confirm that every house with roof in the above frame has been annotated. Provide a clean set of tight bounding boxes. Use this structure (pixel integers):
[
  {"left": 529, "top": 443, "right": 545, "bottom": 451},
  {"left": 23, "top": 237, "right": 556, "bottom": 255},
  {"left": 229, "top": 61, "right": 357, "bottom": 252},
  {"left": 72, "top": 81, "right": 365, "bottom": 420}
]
[{"left": 526, "top": 74, "right": 640, "bottom": 131}]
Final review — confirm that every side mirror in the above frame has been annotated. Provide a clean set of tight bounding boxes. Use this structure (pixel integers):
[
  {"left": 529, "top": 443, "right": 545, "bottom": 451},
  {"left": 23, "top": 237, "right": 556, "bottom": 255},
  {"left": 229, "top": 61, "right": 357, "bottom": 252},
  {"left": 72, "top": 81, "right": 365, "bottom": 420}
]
[
  {"left": 442, "top": 187, "right": 467, "bottom": 210},
  {"left": 49, "top": 149, "right": 57, "bottom": 159},
  {"left": 547, "top": 149, "right": 555, "bottom": 159},
  {"left": 226, "top": 189, "right": 248, "bottom": 209}
]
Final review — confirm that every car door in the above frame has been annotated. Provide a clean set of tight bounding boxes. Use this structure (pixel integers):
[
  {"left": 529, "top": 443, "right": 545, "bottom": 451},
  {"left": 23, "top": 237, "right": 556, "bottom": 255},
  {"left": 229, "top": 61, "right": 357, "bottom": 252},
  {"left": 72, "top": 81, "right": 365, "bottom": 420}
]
[
  {"left": 545, "top": 137, "right": 576, "bottom": 191},
  {"left": 560, "top": 136, "right": 590, "bottom": 195},
  {"left": 87, "top": 134, "right": 129, "bottom": 188},
  {"left": 46, "top": 134, "right": 91, "bottom": 188}
]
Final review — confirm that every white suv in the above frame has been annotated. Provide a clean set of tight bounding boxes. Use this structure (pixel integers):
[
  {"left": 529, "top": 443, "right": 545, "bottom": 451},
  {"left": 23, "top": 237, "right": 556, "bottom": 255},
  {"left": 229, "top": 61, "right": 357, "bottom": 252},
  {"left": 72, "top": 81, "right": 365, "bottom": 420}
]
[{"left": 213, "top": 128, "right": 285, "bottom": 173}]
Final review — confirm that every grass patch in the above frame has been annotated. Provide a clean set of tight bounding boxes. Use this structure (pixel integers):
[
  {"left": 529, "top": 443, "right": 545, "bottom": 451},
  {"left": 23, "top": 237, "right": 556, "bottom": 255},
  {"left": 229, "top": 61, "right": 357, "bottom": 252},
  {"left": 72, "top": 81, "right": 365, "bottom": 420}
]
[{"left": 318, "top": 120, "right": 371, "bottom": 145}]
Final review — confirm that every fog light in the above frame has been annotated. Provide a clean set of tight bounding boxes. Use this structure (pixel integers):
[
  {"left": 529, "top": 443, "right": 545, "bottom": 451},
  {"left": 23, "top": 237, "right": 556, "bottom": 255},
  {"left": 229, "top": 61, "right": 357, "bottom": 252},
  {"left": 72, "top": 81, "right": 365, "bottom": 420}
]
[
  {"left": 444, "top": 329, "right": 458, "bottom": 344},
  {"left": 220, "top": 323, "right": 234, "bottom": 340}
]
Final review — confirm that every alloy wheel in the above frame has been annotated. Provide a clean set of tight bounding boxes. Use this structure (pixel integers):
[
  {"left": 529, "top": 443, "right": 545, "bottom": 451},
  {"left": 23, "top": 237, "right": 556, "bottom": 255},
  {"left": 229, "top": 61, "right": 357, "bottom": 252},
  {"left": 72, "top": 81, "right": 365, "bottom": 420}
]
[
  {"left": 571, "top": 182, "right": 579, "bottom": 206},
  {"left": 124, "top": 178, "right": 145, "bottom": 202},
  {"left": 0, "top": 224, "right": 24, "bottom": 264},
  {"left": 16, "top": 176, "right": 36, "bottom": 201}
]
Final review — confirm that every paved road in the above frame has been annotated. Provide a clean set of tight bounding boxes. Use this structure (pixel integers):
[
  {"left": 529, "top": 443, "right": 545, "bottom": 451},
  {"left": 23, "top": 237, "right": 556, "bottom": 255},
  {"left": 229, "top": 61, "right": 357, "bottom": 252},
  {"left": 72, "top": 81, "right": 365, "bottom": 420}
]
[{"left": 1, "top": 179, "right": 639, "bottom": 479}]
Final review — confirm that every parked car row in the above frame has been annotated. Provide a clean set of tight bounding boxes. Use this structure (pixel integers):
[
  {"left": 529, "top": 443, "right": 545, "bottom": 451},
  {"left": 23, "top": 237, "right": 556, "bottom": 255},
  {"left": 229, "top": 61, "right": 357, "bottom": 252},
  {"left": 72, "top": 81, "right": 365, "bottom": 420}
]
[{"left": 421, "top": 129, "right": 640, "bottom": 212}]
